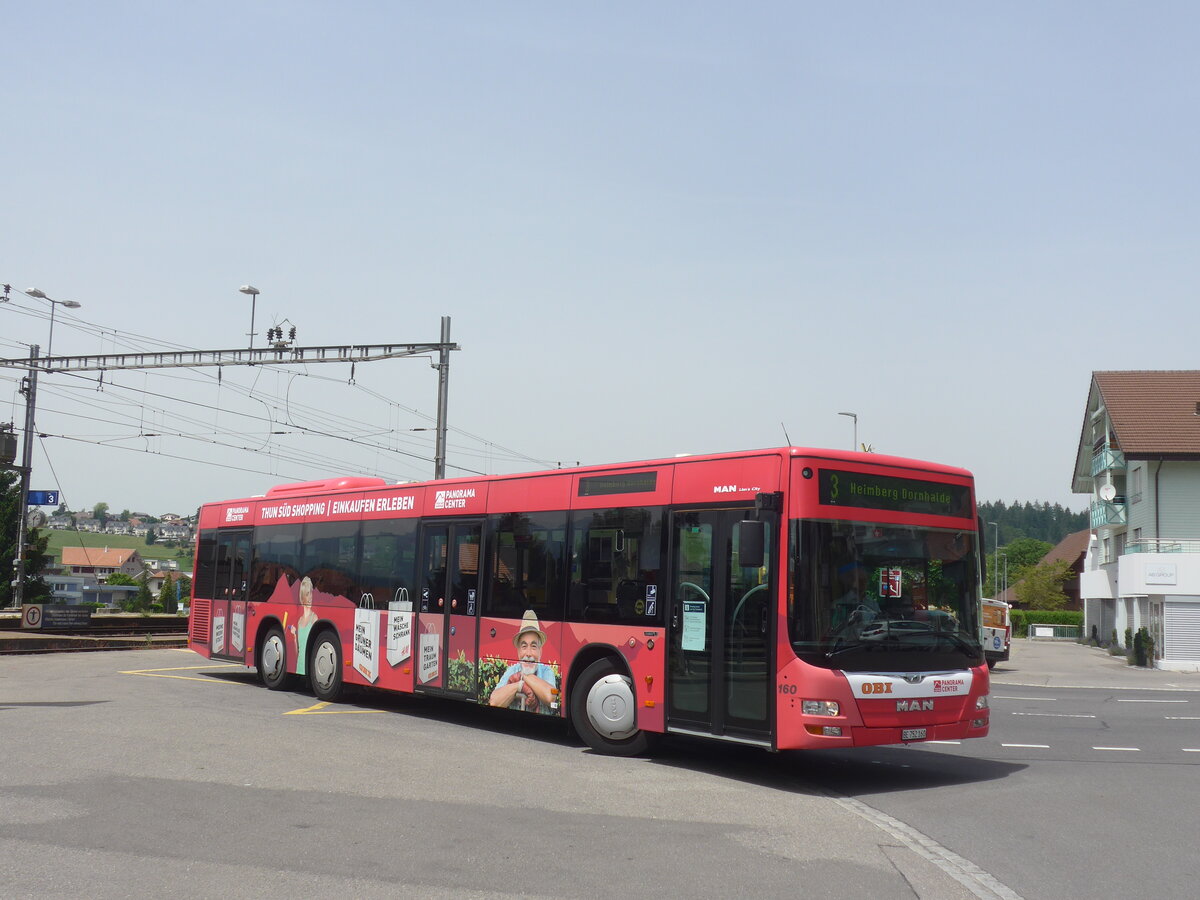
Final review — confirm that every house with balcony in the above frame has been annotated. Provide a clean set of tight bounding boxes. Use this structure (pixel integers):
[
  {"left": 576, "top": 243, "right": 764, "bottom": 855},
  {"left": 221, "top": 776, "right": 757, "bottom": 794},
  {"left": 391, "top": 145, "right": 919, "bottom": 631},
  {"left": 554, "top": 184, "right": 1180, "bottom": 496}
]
[{"left": 1072, "top": 371, "right": 1200, "bottom": 671}]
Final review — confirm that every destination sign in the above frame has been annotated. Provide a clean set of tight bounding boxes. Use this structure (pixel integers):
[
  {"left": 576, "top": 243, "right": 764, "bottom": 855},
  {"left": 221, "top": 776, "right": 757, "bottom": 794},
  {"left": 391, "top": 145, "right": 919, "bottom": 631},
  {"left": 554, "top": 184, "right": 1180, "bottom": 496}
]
[{"left": 817, "top": 469, "right": 971, "bottom": 518}]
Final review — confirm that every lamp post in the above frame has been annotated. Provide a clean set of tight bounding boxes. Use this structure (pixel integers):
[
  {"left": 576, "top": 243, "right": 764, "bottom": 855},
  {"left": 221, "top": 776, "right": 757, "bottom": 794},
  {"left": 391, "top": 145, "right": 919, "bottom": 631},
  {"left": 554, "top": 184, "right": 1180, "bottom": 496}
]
[
  {"left": 988, "top": 521, "right": 1000, "bottom": 596},
  {"left": 837, "top": 411, "right": 857, "bottom": 451},
  {"left": 239, "top": 285, "right": 260, "bottom": 348},
  {"left": 26, "top": 288, "right": 82, "bottom": 358}
]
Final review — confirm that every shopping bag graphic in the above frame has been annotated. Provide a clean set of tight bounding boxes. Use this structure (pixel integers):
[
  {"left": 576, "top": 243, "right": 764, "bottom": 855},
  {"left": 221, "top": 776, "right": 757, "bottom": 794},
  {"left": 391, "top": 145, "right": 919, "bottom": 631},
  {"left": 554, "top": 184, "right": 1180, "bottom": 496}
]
[{"left": 353, "top": 595, "right": 380, "bottom": 683}]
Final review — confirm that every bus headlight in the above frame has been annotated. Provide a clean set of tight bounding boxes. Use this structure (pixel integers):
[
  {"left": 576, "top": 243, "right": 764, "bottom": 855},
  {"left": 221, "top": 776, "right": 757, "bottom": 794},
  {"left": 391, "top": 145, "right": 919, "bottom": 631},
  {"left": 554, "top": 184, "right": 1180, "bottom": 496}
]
[
  {"left": 802, "top": 700, "right": 840, "bottom": 717},
  {"left": 975, "top": 695, "right": 989, "bottom": 710}
]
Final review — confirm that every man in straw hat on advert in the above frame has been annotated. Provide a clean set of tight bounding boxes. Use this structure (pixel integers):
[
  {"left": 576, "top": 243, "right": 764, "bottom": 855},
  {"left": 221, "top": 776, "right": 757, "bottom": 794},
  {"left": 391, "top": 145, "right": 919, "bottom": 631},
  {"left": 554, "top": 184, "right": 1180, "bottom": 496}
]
[{"left": 488, "top": 610, "right": 558, "bottom": 714}]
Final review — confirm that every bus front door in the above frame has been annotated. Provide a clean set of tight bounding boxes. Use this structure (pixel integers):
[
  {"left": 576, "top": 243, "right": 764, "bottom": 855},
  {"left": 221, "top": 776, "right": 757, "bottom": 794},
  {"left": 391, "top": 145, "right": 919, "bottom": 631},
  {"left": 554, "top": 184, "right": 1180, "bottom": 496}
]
[
  {"left": 667, "top": 509, "right": 773, "bottom": 743},
  {"left": 210, "top": 529, "right": 251, "bottom": 664},
  {"left": 415, "top": 520, "right": 482, "bottom": 697}
]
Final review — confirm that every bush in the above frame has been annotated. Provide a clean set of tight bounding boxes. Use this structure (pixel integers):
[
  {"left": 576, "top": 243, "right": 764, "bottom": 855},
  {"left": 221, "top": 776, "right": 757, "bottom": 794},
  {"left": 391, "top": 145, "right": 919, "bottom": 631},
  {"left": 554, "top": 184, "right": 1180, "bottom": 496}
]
[{"left": 1010, "top": 609, "right": 1082, "bottom": 638}]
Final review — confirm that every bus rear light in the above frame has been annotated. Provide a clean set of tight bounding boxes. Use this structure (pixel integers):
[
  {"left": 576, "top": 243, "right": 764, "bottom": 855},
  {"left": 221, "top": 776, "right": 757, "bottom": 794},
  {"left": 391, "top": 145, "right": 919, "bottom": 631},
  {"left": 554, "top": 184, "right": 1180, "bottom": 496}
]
[
  {"left": 802, "top": 700, "right": 840, "bottom": 717},
  {"left": 975, "top": 695, "right": 989, "bottom": 710},
  {"left": 972, "top": 718, "right": 987, "bottom": 728},
  {"left": 805, "top": 724, "right": 843, "bottom": 736}
]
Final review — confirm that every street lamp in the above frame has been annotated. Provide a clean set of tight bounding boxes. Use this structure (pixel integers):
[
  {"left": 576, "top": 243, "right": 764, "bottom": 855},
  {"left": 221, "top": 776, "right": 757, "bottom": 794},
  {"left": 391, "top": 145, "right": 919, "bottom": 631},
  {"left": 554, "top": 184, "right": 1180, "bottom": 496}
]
[
  {"left": 837, "top": 411, "right": 857, "bottom": 451},
  {"left": 239, "top": 285, "right": 260, "bottom": 349},
  {"left": 26, "top": 288, "right": 82, "bottom": 357},
  {"left": 988, "top": 521, "right": 1000, "bottom": 597}
]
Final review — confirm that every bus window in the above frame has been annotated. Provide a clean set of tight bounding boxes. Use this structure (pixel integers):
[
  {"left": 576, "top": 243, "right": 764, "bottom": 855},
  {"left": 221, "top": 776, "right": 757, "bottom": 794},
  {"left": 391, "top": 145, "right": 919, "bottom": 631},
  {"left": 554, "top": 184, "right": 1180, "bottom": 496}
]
[
  {"left": 359, "top": 518, "right": 418, "bottom": 608},
  {"left": 301, "top": 521, "right": 361, "bottom": 602},
  {"left": 251, "top": 524, "right": 302, "bottom": 603},
  {"left": 194, "top": 531, "right": 217, "bottom": 599},
  {"left": 486, "top": 512, "right": 567, "bottom": 621},
  {"left": 568, "top": 506, "right": 664, "bottom": 625}
]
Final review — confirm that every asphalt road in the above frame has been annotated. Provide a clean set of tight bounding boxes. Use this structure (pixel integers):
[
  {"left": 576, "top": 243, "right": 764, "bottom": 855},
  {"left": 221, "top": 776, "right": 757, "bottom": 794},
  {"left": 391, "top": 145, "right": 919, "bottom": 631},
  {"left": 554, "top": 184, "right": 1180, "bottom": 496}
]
[{"left": 2, "top": 641, "right": 1195, "bottom": 899}]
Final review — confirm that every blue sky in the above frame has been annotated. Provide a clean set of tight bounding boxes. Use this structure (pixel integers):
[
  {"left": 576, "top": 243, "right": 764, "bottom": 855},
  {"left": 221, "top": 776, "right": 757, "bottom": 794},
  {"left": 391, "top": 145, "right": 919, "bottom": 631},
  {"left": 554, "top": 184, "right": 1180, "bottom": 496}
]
[{"left": 3, "top": 3, "right": 1197, "bottom": 515}]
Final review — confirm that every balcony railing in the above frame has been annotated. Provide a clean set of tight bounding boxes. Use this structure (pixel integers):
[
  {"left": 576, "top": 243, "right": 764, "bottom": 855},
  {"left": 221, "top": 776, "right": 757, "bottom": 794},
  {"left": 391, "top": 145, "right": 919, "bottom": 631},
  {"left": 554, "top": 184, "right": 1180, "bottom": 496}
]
[
  {"left": 1090, "top": 447, "right": 1126, "bottom": 476},
  {"left": 1090, "top": 498, "right": 1127, "bottom": 527},
  {"left": 1125, "top": 539, "right": 1200, "bottom": 554}
]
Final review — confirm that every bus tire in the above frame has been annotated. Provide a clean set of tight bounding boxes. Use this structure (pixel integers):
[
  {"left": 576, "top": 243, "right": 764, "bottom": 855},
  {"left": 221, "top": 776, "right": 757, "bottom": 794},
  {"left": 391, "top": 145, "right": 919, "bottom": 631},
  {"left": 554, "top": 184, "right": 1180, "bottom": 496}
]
[
  {"left": 259, "top": 626, "right": 291, "bottom": 690},
  {"left": 309, "top": 629, "right": 344, "bottom": 702},
  {"left": 570, "top": 658, "right": 651, "bottom": 757}
]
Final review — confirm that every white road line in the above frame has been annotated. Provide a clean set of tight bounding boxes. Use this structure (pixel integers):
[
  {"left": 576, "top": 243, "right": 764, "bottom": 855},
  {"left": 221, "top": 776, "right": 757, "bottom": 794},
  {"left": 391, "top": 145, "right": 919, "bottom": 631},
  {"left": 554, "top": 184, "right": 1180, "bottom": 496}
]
[
  {"left": 831, "top": 794, "right": 1025, "bottom": 899},
  {"left": 1183, "top": 749, "right": 1200, "bottom": 753},
  {"left": 1002, "top": 743, "right": 1050, "bottom": 749},
  {"left": 927, "top": 740, "right": 962, "bottom": 744},
  {"left": 1011, "top": 712, "right": 1096, "bottom": 718},
  {"left": 1093, "top": 746, "right": 1141, "bottom": 752},
  {"left": 1117, "top": 698, "right": 1188, "bottom": 703},
  {"left": 994, "top": 695, "right": 1057, "bottom": 701},
  {"left": 1164, "top": 716, "right": 1200, "bottom": 720}
]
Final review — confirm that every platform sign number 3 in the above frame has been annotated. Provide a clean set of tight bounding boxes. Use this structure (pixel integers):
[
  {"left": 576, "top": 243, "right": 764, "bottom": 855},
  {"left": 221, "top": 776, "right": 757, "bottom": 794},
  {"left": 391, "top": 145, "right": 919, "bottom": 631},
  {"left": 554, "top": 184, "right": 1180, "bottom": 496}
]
[{"left": 880, "top": 568, "right": 903, "bottom": 598}]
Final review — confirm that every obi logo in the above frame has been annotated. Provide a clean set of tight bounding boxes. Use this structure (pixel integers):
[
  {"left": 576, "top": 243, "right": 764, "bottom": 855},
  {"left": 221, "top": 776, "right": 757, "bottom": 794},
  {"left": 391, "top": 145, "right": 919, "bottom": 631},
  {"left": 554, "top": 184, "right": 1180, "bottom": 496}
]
[
  {"left": 897, "top": 699, "right": 935, "bottom": 712},
  {"left": 860, "top": 682, "right": 893, "bottom": 695}
]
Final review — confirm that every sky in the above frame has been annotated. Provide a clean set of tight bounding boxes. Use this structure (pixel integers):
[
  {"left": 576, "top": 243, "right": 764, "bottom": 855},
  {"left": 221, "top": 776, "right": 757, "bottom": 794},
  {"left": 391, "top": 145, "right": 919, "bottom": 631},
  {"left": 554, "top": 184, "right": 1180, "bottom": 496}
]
[{"left": 3, "top": 2, "right": 1198, "bottom": 516}]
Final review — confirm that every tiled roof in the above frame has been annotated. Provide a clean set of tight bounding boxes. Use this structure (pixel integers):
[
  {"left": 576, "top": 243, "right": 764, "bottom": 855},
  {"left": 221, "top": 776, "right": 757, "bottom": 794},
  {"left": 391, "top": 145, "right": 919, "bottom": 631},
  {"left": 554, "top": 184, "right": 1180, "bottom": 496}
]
[
  {"left": 1042, "top": 528, "right": 1091, "bottom": 568},
  {"left": 1093, "top": 370, "right": 1200, "bottom": 456},
  {"left": 61, "top": 546, "right": 141, "bottom": 567}
]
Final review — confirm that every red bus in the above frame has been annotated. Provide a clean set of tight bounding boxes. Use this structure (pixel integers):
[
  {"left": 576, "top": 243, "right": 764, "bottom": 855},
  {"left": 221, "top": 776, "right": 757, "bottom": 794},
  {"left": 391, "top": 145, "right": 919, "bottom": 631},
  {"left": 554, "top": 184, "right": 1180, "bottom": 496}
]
[{"left": 189, "top": 446, "right": 990, "bottom": 754}]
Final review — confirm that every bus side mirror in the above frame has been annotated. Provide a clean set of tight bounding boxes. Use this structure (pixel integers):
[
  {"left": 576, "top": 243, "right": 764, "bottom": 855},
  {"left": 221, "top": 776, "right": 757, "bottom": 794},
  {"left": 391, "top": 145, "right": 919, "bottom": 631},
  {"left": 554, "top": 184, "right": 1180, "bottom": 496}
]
[{"left": 739, "top": 521, "right": 766, "bottom": 568}]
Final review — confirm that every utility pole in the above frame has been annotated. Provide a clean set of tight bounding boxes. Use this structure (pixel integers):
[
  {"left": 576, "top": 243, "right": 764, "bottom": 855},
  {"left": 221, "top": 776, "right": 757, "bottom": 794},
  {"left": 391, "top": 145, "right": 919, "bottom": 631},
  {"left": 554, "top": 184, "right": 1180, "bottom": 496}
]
[
  {"left": 434, "top": 316, "right": 451, "bottom": 480},
  {"left": 2, "top": 324, "right": 459, "bottom": 607},
  {"left": 11, "top": 346, "right": 38, "bottom": 608}
]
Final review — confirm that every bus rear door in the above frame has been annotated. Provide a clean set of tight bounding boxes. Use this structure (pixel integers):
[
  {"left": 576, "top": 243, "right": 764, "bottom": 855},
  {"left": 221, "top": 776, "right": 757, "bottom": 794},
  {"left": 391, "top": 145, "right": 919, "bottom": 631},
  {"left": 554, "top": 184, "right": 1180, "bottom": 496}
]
[{"left": 415, "top": 520, "right": 483, "bottom": 696}]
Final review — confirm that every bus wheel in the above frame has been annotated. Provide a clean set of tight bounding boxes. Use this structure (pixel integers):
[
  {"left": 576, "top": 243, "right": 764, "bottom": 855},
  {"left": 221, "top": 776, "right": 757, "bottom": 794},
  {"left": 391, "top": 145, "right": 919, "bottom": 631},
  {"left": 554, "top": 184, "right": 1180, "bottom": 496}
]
[
  {"left": 259, "top": 626, "right": 291, "bottom": 690},
  {"left": 309, "top": 630, "right": 344, "bottom": 702},
  {"left": 570, "top": 659, "right": 650, "bottom": 756}
]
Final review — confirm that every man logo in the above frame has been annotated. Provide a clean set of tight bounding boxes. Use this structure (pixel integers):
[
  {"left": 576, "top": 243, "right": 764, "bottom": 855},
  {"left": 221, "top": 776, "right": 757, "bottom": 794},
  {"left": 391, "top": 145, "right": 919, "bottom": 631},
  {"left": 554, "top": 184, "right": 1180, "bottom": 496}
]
[{"left": 897, "top": 699, "right": 935, "bottom": 712}]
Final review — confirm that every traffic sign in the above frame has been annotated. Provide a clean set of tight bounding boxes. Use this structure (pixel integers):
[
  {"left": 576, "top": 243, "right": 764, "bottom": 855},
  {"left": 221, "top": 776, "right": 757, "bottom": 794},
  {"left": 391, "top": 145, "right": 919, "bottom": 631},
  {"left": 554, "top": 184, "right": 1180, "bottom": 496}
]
[{"left": 27, "top": 490, "right": 59, "bottom": 506}]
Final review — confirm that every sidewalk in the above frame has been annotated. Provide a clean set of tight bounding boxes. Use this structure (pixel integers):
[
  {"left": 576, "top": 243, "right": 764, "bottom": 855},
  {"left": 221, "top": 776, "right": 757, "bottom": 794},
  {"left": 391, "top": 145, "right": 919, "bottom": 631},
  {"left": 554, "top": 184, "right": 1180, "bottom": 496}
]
[{"left": 989, "top": 638, "right": 1200, "bottom": 691}]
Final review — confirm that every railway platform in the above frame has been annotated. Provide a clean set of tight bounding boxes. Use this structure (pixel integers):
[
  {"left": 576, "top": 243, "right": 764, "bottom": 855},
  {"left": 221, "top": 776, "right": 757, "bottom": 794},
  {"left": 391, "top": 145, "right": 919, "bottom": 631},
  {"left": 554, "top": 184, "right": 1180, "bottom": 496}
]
[{"left": 0, "top": 610, "right": 189, "bottom": 653}]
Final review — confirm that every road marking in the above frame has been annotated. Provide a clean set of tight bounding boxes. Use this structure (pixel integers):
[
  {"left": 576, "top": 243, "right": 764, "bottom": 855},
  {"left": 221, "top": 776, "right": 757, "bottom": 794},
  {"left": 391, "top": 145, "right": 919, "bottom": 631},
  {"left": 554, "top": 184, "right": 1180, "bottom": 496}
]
[
  {"left": 1093, "top": 746, "right": 1141, "bottom": 752},
  {"left": 1012, "top": 712, "right": 1096, "bottom": 718},
  {"left": 1183, "top": 749, "right": 1200, "bottom": 753},
  {"left": 121, "top": 664, "right": 244, "bottom": 684},
  {"left": 1164, "top": 716, "right": 1200, "bottom": 720},
  {"left": 1117, "top": 698, "right": 1188, "bottom": 703},
  {"left": 831, "top": 794, "right": 1025, "bottom": 899},
  {"left": 927, "top": 740, "right": 961, "bottom": 744},
  {"left": 1001, "top": 743, "right": 1050, "bottom": 749},
  {"left": 284, "top": 701, "right": 384, "bottom": 715},
  {"left": 995, "top": 696, "right": 1057, "bottom": 701}
]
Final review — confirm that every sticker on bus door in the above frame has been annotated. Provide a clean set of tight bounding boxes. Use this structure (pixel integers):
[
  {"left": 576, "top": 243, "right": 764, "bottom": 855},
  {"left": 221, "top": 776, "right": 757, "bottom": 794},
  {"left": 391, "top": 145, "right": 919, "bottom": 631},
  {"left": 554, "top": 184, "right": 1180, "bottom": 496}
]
[
  {"left": 212, "top": 616, "right": 225, "bottom": 654},
  {"left": 231, "top": 602, "right": 245, "bottom": 653},
  {"left": 354, "top": 602, "right": 380, "bottom": 683},
  {"left": 682, "top": 601, "right": 707, "bottom": 651},
  {"left": 419, "top": 631, "right": 440, "bottom": 684}
]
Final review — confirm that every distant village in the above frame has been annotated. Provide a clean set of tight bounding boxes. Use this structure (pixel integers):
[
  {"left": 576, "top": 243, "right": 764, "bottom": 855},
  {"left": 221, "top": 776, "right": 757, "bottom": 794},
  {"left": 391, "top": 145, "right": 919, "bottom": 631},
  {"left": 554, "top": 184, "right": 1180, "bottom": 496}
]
[{"left": 41, "top": 508, "right": 196, "bottom": 611}]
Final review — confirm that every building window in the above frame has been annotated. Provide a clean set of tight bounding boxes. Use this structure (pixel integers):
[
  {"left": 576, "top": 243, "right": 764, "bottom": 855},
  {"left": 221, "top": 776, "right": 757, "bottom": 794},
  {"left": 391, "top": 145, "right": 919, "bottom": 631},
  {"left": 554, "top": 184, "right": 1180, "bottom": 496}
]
[{"left": 1131, "top": 467, "right": 1143, "bottom": 504}]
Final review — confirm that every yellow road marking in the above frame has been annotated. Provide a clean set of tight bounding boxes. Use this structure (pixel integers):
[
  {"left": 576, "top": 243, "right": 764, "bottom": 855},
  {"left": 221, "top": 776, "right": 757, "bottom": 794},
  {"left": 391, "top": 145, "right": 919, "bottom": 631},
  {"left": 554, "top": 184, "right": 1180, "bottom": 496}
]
[
  {"left": 121, "top": 663, "right": 244, "bottom": 684},
  {"left": 284, "top": 701, "right": 384, "bottom": 715}
]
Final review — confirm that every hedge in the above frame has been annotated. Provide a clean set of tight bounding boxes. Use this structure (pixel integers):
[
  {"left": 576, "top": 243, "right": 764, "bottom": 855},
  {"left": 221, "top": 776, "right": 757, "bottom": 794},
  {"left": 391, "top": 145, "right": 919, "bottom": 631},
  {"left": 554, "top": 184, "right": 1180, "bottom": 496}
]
[{"left": 1009, "top": 609, "right": 1082, "bottom": 638}]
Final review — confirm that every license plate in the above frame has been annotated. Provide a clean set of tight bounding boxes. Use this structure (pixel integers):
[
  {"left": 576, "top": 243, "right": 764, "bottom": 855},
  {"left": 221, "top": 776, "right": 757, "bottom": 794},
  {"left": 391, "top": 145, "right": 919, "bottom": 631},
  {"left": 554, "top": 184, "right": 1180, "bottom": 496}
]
[{"left": 901, "top": 727, "right": 927, "bottom": 742}]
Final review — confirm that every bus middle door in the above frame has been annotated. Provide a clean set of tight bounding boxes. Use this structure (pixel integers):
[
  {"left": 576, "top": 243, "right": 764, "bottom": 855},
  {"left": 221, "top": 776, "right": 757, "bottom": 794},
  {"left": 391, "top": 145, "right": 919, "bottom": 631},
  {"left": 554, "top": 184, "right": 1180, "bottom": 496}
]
[{"left": 415, "top": 520, "right": 482, "bottom": 697}]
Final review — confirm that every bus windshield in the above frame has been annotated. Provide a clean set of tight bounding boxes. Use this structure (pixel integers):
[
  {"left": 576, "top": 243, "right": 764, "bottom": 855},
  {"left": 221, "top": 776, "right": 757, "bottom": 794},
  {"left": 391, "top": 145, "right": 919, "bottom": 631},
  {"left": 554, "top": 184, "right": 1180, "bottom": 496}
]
[{"left": 789, "top": 519, "right": 983, "bottom": 671}]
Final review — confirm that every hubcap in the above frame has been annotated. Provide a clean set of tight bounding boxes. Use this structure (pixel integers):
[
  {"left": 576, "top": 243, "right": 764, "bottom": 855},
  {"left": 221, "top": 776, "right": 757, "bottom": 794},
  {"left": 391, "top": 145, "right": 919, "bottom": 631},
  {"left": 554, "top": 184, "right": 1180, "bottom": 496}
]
[
  {"left": 586, "top": 673, "right": 637, "bottom": 740},
  {"left": 312, "top": 640, "right": 337, "bottom": 693},
  {"left": 261, "top": 635, "right": 284, "bottom": 680}
]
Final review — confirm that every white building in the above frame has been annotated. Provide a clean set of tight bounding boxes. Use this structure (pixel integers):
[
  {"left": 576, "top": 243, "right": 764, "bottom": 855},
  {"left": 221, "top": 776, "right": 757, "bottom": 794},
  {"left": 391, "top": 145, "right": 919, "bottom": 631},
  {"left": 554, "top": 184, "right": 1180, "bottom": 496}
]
[{"left": 1072, "top": 371, "right": 1200, "bottom": 671}]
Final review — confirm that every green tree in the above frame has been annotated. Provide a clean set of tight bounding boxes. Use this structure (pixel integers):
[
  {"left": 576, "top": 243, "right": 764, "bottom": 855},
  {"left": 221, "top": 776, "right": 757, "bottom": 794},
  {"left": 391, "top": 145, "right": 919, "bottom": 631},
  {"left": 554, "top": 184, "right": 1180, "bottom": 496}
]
[
  {"left": 986, "top": 537, "right": 1053, "bottom": 596},
  {"left": 118, "top": 509, "right": 131, "bottom": 522},
  {"left": 130, "top": 571, "right": 154, "bottom": 612},
  {"left": 1015, "top": 558, "right": 1075, "bottom": 610},
  {"left": 177, "top": 574, "right": 192, "bottom": 604},
  {"left": 105, "top": 572, "right": 138, "bottom": 586},
  {"left": 145, "top": 527, "right": 157, "bottom": 545},
  {"left": 0, "top": 470, "right": 53, "bottom": 607},
  {"left": 160, "top": 572, "right": 177, "bottom": 613},
  {"left": 93, "top": 502, "right": 109, "bottom": 524}
]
